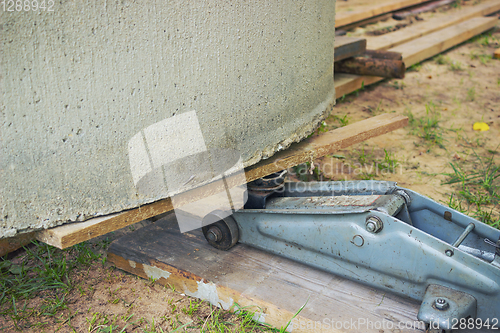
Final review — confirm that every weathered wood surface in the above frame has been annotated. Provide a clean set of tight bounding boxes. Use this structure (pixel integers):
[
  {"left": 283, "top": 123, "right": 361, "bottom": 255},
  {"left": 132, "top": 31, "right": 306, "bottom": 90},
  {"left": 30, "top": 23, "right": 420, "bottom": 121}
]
[
  {"left": 108, "top": 214, "right": 424, "bottom": 333},
  {"left": 334, "top": 37, "right": 367, "bottom": 62},
  {"left": 335, "top": 0, "right": 433, "bottom": 28},
  {"left": 335, "top": 57, "right": 405, "bottom": 79},
  {"left": 335, "top": 16, "right": 498, "bottom": 98},
  {"left": 338, "top": 13, "right": 394, "bottom": 32},
  {"left": 36, "top": 113, "right": 408, "bottom": 249},
  {"left": 365, "top": 0, "right": 500, "bottom": 51},
  {"left": 390, "top": 17, "right": 498, "bottom": 67}
]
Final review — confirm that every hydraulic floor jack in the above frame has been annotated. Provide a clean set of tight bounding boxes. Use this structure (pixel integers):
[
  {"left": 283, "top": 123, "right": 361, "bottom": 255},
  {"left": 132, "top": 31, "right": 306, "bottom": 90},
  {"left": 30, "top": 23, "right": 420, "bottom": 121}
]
[{"left": 201, "top": 174, "right": 500, "bottom": 332}]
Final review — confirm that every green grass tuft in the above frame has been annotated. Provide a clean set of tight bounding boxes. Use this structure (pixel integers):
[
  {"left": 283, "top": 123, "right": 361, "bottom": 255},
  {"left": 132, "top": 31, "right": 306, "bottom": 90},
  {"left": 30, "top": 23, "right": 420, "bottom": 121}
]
[
  {"left": 443, "top": 149, "right": 500, "bottom": 228},
  {"left": 406, "top": 102, "right": 445, "bottom": 148}
]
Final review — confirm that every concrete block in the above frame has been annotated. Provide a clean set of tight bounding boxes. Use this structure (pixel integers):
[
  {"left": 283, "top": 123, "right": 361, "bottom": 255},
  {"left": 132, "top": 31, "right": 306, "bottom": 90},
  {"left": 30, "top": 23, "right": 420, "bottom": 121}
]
[{"left": 0, "top": 0, "right": 336, "bottom": 237}]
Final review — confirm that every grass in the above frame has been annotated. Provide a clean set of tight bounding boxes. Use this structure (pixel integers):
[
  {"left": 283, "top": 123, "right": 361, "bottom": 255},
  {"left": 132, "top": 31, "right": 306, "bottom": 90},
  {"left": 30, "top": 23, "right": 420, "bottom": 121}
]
[
  {"left": 405, "top": 102, "right": 445, "bottom": 148},
  {"left": 443, "top": 149, "right": 500, "bottom": 228},
  {"left": 468, "top": 31, "right": 498, "bottom": 47},
  {"left": 378, "top": 149, "right": 399, "bottom": 173},
  {"left": 434, "top": 54, "right": 447, "bottom": 65},
  {"left": 357, "top": 147, "right": 373, "bottom": 165},
  {"left": 448, "top": 60, "right": 463, "bottom": 71},
  {"left": 292, "top": 162, "right": 325, "bottom": 182},
  {"left": 344, "top": 147, "right": 401, "bottom": 180},
  {"left": 332, "top": 114, "right": 349, "bottom": 127},
  {"left": 466, "top": 87, "right": 476, "bottom": 102},
  {"left": 391, "top": 81, "right": 405, "bottom": 90},
  {"left": 407, "top": 63, "right": 422, "bottom": 72},
  {"left": 0, "top": 239, "right": 302, "bottom": 332},
  {"left": 469, "top": 50, "right": 492, "bottom": 65},
  {"left": 0, "top": 241, "right": 104, "bottom": 330}
]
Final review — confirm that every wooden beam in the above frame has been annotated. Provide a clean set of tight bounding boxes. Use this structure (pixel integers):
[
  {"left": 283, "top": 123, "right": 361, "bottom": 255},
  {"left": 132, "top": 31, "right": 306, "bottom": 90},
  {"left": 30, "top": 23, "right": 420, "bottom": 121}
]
[
  {"left": 335, "top": 16, "right": 498, "bottom": 98},
  {"left": 392, "top": 0, "right": 455, "bottom": 21},
  {"left": 0, "top": 232, "right": 36, "bottom": 257},
  {"left": 364, "top": 50, "right": 403, "bottom": 60},
  {"left": 390, "top": 17, "right": 498, "bottom": 67},
  {"left": 335, "top": 57, "right": 405, "bottom": 79},
  {"left": 494, "top": 48, "right": 500, "bottom": 59},
  {"left": 334, "top": 37, "right": 367, "bottom": 62},
  {"left": 36, "top": 113, "right": 408, "bottom": 249},
  {"left": 338, "top": 13, "right": 393, "bottom": 32},
  {"left": 335, "top": 0, "right": 433, "bottom": 28},
  {"left": 365, "top": 0, "right": 500, "bottom": 51}
]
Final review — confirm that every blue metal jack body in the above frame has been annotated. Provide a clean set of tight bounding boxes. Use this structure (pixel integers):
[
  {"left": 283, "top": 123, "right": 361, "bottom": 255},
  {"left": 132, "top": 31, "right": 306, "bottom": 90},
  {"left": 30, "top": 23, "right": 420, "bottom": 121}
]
[{"left": 202, "top": 180, "right": 500, "bottom": 332}]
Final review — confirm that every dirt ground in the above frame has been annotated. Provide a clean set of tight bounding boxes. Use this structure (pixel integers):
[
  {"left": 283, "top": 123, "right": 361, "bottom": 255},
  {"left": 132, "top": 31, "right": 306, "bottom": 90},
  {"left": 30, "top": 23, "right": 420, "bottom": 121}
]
[{"left": 1, "top": 2, "right": 500, "bottom": 332}]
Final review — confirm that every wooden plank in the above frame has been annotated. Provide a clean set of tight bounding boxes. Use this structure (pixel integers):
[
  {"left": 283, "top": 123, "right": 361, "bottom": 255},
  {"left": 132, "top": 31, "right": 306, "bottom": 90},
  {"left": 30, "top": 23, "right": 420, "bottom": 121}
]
[
  {"left": 36, "top": 113, "right": 408, "bottom": 249},
  {"left": 494, "top": 47, "right": 500, "bottom": 59},
  {"left": 334, "top": 37, "right": 367, "bottom": 62},
  {"left": 365, "top": 0, "right": 500, "bottom": 51},
  {"left": 335, "top": 74, "right": 383, "bottom": 100},
  {"left": 107, "top": 215, "right": 424, "bottom": 333},
  {"left": 338, "top": 13, "right": 393, "bottom": 32},
  {"left": 365, "top": 50, "right": 403, "bottom": 60},
  {"left": 241, "top": 113, "right": 408, "bottom": 184},
  {"left": 0, "top": 232, "right": 36, "bottom": 257},
  {"left": 335, "top": 0, "right": 433, "bottom": 28},
  {"left": 335, "top": 16, "right": 499, "bottom": 98},
  {"left": 335, "top": 57, "right": 405, "bottom": 79},
  {"left": 392, "top": 0, "right": 455, "bottom": 21}
]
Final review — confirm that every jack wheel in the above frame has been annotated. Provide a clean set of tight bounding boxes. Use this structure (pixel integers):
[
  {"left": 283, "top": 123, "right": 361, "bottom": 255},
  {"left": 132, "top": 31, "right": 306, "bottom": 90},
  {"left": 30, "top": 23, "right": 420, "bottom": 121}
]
[{"left": 202, "top": 212, "right": 239, "bottom": 250}]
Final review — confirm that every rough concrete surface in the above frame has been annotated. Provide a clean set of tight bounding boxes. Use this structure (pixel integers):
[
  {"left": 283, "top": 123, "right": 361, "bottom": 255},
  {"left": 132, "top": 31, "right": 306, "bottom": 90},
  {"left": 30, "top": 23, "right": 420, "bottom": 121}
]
[{"left": 0, "top": 0, "right": 336, "bottom": 237}]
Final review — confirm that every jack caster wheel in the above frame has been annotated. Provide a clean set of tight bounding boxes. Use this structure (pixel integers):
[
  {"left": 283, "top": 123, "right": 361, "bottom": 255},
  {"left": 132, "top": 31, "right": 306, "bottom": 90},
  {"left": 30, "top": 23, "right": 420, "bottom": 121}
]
[{"left": 202, "top": 212, "right": 239, "bottom": 250}]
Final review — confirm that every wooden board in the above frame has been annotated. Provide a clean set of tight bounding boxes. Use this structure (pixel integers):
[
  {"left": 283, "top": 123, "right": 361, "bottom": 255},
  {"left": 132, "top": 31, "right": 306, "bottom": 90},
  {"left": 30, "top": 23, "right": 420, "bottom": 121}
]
[
  {"left": 392, "top": 0, "right": 455, "bottom": 21},
  {"left": 365, "top": 0, "right": 500, "bottom": 51},
  {"left": 334, "top": 37, "right": 367, "bottom": 62},
  {"left": 338, "top": 13, "right": 394, "bottom": 32},
  {"left": 390, "top": 16, "right": 499, "bottom": 68},
  {"left": 107, "top": 214, "right": 424, "bottom": 333},
  {"left": 36, "top": 113, "right": 408, "bottom": 249},
  {"left": 494, "top": 47, "right": 500, "bottom": 59},
  {"left": 335, "top": 0, "right": 433, "bottom": 28},
  {"left": 335, "top": 16, "right": 499, "bottom": 98}
]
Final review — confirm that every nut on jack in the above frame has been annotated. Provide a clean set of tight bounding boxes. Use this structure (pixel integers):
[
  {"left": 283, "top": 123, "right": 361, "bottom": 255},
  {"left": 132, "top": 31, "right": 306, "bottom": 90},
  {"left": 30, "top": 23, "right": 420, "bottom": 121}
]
[
  {"left": 434, "top": 298, "right": 450, "bottom": 311},
  {"left": 365, "top": 216, "right": 383, "bottom": 233},
  {"left": 206, "top": 226, "right": 222, "bottom": 242}
]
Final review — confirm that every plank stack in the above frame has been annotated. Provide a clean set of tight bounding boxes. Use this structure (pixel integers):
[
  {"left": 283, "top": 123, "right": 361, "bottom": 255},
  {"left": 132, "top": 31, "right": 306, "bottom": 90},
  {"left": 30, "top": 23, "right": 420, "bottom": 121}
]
[{"left": 334, "top": 0, "right": 500, "bottom": 98}]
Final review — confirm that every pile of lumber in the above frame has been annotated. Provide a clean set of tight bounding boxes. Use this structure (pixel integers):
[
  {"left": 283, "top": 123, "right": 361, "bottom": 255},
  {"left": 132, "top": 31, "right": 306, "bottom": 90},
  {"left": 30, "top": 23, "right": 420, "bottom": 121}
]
[
  {"left": 334, "top": 0, "right": 500, "bottom": 98},
  {"left": 2, "top": 0, "right": 499, "bottom": 256}
]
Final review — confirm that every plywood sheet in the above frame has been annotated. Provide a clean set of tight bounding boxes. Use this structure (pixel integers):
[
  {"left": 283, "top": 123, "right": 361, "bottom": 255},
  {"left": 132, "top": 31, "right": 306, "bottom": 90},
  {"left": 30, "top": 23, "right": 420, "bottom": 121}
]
[{"left": 108, "top": 214, "right": 424, "bottom": 333}]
